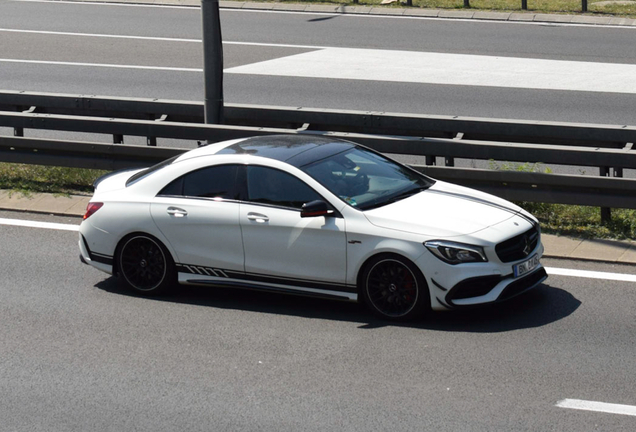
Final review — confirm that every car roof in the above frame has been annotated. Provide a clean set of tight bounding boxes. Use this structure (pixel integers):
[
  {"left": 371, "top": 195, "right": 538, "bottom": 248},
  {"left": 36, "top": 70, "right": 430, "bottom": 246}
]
[{"left": 177, "top": 135, "right": 356, "bottom": 168}]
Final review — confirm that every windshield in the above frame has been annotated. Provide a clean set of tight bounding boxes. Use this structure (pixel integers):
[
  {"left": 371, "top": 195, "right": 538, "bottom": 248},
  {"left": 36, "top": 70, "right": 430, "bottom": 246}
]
[{"left": 301, "top": 147, "right": 435, "bottom": 210}]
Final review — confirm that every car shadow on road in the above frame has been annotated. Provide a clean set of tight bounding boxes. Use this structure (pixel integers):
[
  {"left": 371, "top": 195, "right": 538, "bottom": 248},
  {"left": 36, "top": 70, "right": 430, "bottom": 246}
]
[
  {"left": 95, "top": 279, "right": 579, "bottom": 333},
  {"left": 405, "top": 283, "right": 581, "bottom": 333},
  {"left": 306, "top": 16, "right": 339, "bottom": 23}
]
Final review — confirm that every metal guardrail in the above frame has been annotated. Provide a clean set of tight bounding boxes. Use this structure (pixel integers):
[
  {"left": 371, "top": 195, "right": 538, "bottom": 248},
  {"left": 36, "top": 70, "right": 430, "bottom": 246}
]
[
  {"left": 3, "top": 90, "right": 636, "bottom": 148},
  {"left": 0, "top": 136, "right": 182, "bottom": 171},
  {"left": 3, "top": 134, "right": 636, "bottom": 210},
  {"left": 1, "top": 91, "right": 636, "bottom": 211}
]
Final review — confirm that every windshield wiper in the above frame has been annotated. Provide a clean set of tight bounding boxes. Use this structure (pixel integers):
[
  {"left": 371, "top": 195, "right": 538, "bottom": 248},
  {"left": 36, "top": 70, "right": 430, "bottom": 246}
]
[{"left": 361, "top": 185, "right": 429, "bottom": 210}]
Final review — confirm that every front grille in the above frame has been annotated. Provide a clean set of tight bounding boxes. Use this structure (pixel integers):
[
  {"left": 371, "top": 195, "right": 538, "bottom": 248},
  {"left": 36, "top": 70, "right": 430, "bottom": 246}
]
[{"left": 495, "top": 226, "right": 540, "bottom": 263}]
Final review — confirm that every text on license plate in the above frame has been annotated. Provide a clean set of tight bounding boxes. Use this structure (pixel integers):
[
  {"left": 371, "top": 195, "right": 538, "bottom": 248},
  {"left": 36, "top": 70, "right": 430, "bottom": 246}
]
[{"left": 513, "top": 254, "right": 540, "bottom": 278}]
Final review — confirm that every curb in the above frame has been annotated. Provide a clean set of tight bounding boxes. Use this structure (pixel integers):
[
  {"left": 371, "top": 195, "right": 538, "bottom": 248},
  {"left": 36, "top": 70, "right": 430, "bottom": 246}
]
[
  {"left": 51, "top": 0, "right": 636, "bottom": 28},
  {"left": 0, "top": 190, "right": 89, "bottom": 218},
  {"left": 1, "top": 190, "right": 634, "bottom": 265}
]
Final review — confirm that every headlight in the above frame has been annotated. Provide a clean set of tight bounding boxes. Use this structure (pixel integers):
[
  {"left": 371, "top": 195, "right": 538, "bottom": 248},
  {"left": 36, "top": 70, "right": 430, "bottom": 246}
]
[{"left": 424, "top": 241, "right": 487, "bottom": 265}]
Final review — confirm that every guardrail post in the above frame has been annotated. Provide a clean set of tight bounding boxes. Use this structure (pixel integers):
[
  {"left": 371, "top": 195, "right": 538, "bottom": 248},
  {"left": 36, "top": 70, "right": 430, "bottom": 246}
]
[
  {"left": 464, "top": 0, "right": 470, "bottom": 7},
  {"left": 201, "top": 0, "right": 224, "bottom": 127},
  {"left": 582, "top": 0, "right": 587, "bottom": 12},
  {"left": 14, "top": 127, "right": 23, "bottom": 137},
  {"left": 600, "top": 166, "right": 612, "bottom": 222},
  {"left": 113, "top": 134, "right": 124, "bottom": 144},
  {"left": 522, "top": 0, "right": 528, "bottom": 9},
  {"left": 147, "top": 136, "right": 157, "bottom": 146},
  {"left": 426, "top": 155, "right": 436, "bottom": 165},
  {"left": 445, "top": 157, "right": 455, "bottom": 167}
]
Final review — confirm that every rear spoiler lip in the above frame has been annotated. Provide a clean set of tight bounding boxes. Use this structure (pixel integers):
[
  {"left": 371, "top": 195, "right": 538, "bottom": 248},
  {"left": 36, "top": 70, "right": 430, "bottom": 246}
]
[{"left": 92, "top": 168, "right": 141, "bottom": 189}]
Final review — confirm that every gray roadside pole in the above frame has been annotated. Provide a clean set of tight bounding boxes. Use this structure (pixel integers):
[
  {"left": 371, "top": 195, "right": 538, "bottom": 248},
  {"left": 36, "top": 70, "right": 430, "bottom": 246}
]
[{"left": 201, "top": 0, "right": 224, "bottom": 127}]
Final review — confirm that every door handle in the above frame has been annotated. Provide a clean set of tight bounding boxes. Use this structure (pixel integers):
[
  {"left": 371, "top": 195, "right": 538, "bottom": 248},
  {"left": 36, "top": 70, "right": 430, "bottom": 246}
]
[
  {"left": 247, "top": 212, "right": 269, "bottom": 223},
  {"left": 167, "top": 207, "right": 188, "bottom": 217}
]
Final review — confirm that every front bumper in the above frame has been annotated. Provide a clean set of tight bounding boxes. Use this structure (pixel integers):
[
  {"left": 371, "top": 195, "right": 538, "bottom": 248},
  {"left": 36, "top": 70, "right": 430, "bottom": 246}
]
[
  {"left": 422, "top": 241, "right": 547, "bottom": 311},
  {"left": 441, "top": 266, "right": 547, "bottom": 308}
]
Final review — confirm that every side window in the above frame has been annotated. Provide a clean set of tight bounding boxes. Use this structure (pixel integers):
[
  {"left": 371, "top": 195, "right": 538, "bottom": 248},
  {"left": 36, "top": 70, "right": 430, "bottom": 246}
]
[
  {"left": 247, "top": 166, "right": 322, "bottom": 209},
  {"left": 158, "top": 165, "right": 239, "bottom": 199}
]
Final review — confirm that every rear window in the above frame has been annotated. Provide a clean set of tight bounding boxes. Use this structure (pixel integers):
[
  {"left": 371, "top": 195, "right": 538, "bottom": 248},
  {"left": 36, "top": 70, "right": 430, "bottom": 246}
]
[
  {"left": 125, "top": 155, "right": 181, "bottom": 187},
  {"left": 158, "top": 164, "right": 240, "bottom": 200}
]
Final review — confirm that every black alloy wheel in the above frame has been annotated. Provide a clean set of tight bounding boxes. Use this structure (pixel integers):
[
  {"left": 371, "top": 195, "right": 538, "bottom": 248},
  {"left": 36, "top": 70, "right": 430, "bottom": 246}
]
[
  {"left": 361, "top": 255, "right": 430, "bottom": 321},
  {"left": 118, "top": 235, "right": 174, "bottom": 294}
]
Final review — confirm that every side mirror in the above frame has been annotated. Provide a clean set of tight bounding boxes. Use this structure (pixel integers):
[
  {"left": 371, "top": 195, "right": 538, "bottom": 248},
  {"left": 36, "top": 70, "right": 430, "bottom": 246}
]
[{"left": 301, "top": 200, "right": 331, "bottom": 218}]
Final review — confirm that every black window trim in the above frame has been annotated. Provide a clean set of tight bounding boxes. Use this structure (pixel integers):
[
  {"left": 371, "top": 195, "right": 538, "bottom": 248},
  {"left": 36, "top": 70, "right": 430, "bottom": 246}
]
[
  {"left": 156, "top": 163, "right": 242, "bottom": 201},
  {"left": 243, "top": 165, "right": 341, "bottom": 216}
]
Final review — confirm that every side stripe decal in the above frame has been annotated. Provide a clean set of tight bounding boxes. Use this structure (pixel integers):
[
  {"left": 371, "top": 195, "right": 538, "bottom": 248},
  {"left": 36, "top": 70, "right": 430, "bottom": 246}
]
[
  {"left": 179, "top": 265, "right": 230, "bottom": 278},
  {"left": 176, "top": 264, "right": 356, "bottom": 293}
]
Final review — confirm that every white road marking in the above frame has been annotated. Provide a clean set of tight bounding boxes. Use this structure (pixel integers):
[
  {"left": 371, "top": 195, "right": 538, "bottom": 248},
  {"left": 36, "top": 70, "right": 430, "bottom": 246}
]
[
  {"left": 5, "top": 46, "right": 636, "bottom": 96},
  {"left": 0, "top": 28, "right": 201, "bottom": 43},
  {"left": 225, "top": 47, "right": 636, "bottom": 94},
  {"left": 0, "top": 28, "right": 329, "bottom": 49},
  {"left": 556, "top": 399, "right": 636, "bottom": 417},
  {"left": 546, "top": 267, "right": 636, "bottom": 283},
  {"left": 0, "top": 219, "right": 634, "bottom": 283},
  {"left": 15, "top": 0, "right": 199, "bottom": 9},
  {"left": 0, "top": 217, "right": 79, "bottom": 232},
  {"left": 0, "top": 58, "right": 202, "bottom": 72}
]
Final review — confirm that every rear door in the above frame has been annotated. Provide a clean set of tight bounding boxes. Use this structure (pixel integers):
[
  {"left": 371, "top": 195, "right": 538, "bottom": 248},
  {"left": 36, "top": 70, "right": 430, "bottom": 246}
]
[{"left": 150, "top": 164, "right": 244, "bottom": 273}]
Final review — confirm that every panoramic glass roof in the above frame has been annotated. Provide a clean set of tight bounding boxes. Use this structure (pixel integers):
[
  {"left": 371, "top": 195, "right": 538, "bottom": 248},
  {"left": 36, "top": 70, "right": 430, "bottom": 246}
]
[{"left": 217, "top": 135, "right": 355, "bottom": 167}]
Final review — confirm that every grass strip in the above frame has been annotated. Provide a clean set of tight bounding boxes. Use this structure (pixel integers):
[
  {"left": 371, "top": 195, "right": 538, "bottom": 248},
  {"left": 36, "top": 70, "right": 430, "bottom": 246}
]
[
  {"left": 0, "top": 163, "right": 107, "bottom": 196},
  {"left": 520, "top": 201, "right": 636, "bottom": 240}
]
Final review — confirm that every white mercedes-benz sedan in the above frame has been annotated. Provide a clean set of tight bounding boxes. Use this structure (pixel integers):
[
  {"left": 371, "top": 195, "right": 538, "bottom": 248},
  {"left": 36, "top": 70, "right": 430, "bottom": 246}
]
[{"left": 79, "top": 135, "right": 547, "bottom": 321}]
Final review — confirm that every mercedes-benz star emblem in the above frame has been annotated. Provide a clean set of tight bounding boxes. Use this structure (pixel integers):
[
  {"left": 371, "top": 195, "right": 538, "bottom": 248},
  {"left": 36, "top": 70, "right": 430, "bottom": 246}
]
[{"left": 522, "top": 235, "right": 532, "bottom": 256}]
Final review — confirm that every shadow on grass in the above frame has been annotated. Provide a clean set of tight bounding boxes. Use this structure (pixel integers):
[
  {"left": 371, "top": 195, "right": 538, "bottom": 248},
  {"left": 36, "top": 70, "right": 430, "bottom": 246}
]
[{"left": 95, "top": 278, "right": 579, "bottom": 333}]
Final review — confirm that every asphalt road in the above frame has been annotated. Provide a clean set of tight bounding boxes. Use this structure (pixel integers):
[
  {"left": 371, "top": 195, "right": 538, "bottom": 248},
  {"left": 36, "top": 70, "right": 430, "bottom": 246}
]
[
  {"left": 1, "top": 0, "right": 636, "bottom": 125},
  {"left": 1, "top": 210, "right": 636, "bottom": 431}
]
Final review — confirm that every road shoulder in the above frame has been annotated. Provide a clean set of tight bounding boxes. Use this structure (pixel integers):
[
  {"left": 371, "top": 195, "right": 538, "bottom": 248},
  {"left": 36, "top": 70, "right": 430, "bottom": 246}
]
[{"left": 50, "top": 0, "right": 636, "bottom": 28}]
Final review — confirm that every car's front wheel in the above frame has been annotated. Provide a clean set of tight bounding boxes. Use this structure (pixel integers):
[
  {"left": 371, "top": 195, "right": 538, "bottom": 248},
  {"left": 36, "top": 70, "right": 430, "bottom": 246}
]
[
  {"left": 117, "top": 234, "right": 175, "bottom": 295},
  {"left": 360, "top": 255, "right": 430, "bottom": 321}
]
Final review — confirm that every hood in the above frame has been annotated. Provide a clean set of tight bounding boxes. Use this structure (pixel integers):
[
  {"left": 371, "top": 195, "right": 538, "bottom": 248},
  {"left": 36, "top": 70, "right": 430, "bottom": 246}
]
[{"left": 363, "top": 181, "right": 526, "bottom": 237}]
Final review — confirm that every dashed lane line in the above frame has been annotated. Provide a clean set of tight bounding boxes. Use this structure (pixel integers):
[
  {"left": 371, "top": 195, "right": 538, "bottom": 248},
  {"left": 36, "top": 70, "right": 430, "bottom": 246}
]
[
  {"left": 0, "top": 217, "right": 79, "bottom": 232},
  {"left": 0, "top": 28, "right": 330, "bottom": 49},
  {"left": 0, "top": 58, "right": 202, "bottom": 72},
  {"left": 15, "top": 0, "right": 198, "bottom": 9},
  {"left": 557, "top": 399, "right": 636, "bottom": 417},
  {"left": 545, "top": 267, "right": 636, "bottom": 283},
  {"left": 0, "top": 217, "right": 635, "bottom": 282}
]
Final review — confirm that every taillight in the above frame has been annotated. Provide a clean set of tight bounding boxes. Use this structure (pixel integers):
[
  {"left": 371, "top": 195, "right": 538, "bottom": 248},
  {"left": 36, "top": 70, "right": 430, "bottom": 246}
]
[{"left": 83, "top": 202, "right": 104, "bottom": 220}]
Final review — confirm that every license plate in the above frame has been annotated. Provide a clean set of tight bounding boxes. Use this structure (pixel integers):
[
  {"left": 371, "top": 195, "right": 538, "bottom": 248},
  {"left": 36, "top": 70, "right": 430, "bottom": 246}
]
[{"left": 513, "top": 254, "right": 540, "bottom": 278}]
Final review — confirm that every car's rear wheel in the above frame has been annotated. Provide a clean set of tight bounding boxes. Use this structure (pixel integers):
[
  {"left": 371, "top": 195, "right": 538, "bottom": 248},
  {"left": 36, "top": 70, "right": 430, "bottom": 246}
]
[
  {"left": 360, "top": 255, "right": 430, "bottom": 321},
  {"left": 117, "top": 234, "right": 174, "bottom": 295}
]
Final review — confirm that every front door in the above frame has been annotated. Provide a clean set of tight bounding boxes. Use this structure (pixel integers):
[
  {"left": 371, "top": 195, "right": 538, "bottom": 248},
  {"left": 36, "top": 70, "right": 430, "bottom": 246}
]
[{"left": 239, "top": 165, "right": 347, "bottom": 291}]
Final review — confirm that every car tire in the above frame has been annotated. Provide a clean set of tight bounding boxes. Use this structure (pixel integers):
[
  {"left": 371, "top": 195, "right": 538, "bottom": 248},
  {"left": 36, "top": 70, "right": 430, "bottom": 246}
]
[
  {"left": 360, "top": 254, "right": 430, "bottom": 322},
  {"left": 116, "top": 234, "right": 175, "bottom": 295}
]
